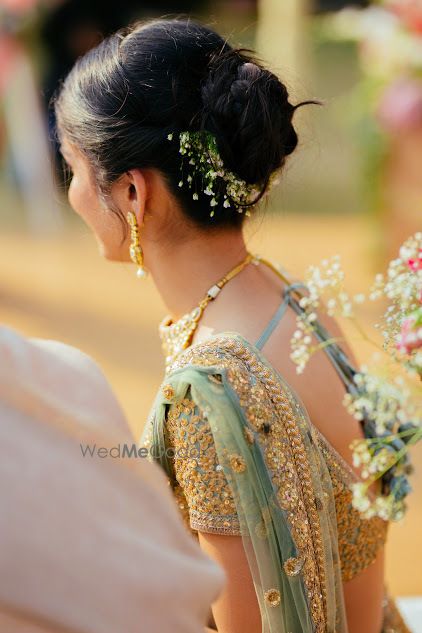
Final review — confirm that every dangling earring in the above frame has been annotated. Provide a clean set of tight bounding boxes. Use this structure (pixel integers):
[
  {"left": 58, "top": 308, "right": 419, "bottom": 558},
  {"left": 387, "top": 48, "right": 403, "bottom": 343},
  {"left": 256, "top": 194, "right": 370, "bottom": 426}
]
[{"left": 127, "top": 211, "right": 148, "bottom": 278}]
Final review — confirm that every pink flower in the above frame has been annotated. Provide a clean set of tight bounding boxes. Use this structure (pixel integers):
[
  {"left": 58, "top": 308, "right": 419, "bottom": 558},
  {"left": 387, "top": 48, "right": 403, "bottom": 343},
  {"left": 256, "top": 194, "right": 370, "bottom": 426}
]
[
  {"left": 408, "top": 249, "right": 422, "bottom": 272},
  {"left": 387, "top": 0, "right": 422, "bottom": 34},
  {"left": 396, "top": 312, "right": 422, "bottom": 354},
  {"left": 377, "top": 78, "right": 422, "bottom": 132}
]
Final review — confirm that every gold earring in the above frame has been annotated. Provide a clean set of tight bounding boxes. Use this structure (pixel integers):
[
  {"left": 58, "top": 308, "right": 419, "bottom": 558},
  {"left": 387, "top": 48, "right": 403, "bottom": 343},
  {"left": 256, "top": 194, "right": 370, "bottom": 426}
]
[{"left": 127, "top": 211, "right": 147, "bottom": 278}]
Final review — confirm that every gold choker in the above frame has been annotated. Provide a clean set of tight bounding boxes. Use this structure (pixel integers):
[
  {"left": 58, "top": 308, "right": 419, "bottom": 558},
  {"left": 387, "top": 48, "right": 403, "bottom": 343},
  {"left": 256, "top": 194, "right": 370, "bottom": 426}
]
[{"left": 159, "top": 252, "right": 256, "bottom": 371}]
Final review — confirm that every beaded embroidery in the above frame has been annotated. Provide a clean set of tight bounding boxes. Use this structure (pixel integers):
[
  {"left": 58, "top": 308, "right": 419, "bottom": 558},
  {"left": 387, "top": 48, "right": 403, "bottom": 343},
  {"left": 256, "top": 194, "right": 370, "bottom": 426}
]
[
  {"left": 165, "top": 335, "right": 328, "bottom": 631},
  {"left": 143, "top": 333, "right": 391, "bottom": 632},
  {"left": 164, "top": 392, "right": 241, "bottom": 536},
  {"left": 264, "top": 588, "right": 282, "bottom": 607}
]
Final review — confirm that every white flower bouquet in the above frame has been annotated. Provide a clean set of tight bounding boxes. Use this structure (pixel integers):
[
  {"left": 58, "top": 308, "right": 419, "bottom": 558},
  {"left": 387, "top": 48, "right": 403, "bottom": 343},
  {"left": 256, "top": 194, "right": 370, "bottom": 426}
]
[{"left": 289, "top": 232, "right": 422, "bottom": 521}]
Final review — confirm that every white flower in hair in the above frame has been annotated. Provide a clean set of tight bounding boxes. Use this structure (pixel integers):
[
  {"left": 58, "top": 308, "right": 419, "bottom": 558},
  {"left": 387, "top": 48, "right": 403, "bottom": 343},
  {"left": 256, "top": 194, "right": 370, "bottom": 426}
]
[{"left": 167, "top": 129, "right": 278, "bottom": 218}]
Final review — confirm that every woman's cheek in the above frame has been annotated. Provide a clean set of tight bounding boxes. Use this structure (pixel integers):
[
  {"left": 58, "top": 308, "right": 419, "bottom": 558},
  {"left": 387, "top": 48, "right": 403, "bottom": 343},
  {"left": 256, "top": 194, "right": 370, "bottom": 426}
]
[
  {"left": 67, "top": 172, "right": 127, "bottom": 261},
  {"left": 68, "top": 173, "right": 100, "bottom": 226},
  {"left": 67, "top": 174, "right": 84, "bottom": 217}
]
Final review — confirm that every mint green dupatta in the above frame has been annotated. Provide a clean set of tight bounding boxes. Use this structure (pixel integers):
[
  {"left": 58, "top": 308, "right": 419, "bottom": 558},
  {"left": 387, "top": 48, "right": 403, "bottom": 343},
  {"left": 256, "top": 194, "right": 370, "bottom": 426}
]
[{"left": 146, "top": 333, "right": 348, "bottom": 633}]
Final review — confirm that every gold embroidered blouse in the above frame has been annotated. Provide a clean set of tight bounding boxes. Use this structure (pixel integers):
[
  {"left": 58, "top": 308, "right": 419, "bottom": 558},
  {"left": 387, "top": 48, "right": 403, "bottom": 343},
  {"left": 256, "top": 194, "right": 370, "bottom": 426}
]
[
  {"left": 161, "top": 386, "right": 389, "bottom": 582},
  {"left": 141, "top": 332, "right": 413, "bottom": 633},
  {"left": 142, "top": 333, "right": 388, "bottom": 583}
]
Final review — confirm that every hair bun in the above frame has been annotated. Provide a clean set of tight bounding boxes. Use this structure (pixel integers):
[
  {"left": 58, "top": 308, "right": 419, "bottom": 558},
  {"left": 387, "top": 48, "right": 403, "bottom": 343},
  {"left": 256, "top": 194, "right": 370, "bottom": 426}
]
[
  {"left": 228, "top": 62, "right": 261, "bottom": 115},
  {"left": 200, "top": 50, "right": 299, "bottom": 188}
]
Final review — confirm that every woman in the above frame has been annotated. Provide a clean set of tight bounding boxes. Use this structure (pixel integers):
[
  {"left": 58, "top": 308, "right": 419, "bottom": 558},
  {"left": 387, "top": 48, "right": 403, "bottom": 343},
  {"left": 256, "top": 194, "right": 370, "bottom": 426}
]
[{"left": 54, "top": 18, "right": 411, "bottom": 633}]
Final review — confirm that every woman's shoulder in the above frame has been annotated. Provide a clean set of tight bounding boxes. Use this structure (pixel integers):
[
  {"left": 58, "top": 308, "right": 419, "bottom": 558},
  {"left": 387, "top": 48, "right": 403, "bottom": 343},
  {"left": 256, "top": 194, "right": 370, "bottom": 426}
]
[
  {"left": 166, "top": 330, "right": 275, "bottom": 378},
  {"left": 160, "top": 332, "right": 273, "bottom": 397},
  {"left": 156, "top": 332, "right": 285, "bottom": 434}
]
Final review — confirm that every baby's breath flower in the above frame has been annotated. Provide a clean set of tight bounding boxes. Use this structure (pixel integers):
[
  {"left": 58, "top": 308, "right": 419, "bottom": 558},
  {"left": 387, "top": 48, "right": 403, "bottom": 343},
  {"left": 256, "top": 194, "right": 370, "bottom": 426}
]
[
  {"left": 351, "top": 483, "right": 371, "bottom": 513},
  {"left": 352, "top": 480, "right": 407, "bottom": 522},
  {"left": 345, "top": 369, "right": 415, "bottom": 434},
  {"left": 289, "top": 255, "right": 359, "bottom": 375},
  {"left": 370, "top": 233, "right": 422, "bottom": 375},
  {"left": 287, "top": 234, "right": 422, "bottom": 523},
  {"left": 171, "top": 129, "right": 279, "bottom": 215},
  {"left": 353, "top": 293, "right": 365, "bottom": 304}
]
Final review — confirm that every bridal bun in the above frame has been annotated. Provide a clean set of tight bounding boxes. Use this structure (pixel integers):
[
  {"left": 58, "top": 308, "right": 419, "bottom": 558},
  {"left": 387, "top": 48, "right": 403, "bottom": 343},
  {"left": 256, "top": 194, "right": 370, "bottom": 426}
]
[
  {"left": 200, "top": 52, "right": 300, "bottom": 188},
  {"left": 55, "top": 18, "right": 315, "bottom": 231}
]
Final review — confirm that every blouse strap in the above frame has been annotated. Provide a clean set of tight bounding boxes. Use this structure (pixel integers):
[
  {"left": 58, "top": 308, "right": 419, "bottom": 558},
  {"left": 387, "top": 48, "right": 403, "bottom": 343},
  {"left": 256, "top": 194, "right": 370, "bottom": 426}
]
[
  {"left": 253, "top": 294, "right": 290, "bottom": 350},
  {"left": 253, "top": 281, "right": 310, "bottom": 350},
  {"left": 252, "top": 256, "right": 303, "bottom": 351},
  {"left": 253, "top": 256, "right": 358, "bottom": 392}
]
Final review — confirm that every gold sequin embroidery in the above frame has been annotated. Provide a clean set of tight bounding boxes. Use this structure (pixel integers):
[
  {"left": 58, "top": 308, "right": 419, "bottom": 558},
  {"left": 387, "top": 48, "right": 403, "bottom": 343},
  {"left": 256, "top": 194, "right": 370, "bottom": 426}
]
[
  {"left": 167, "top": 336, "right": 327, "bottom": 631},
  {"left": 160, "top": 333, "right": 390, "bottom": 631},
  {"left": 228, "top": 454, "right": 247, "bottom": 473},
  {"left": 264, "top": 588, "right": 281, "bottom": 607},
  {"left": 284, "top": 556, "right": 305, "bottom": 577},
  {"left": 162, "top": 384, "right": 175, "bottom": 400},
  {"left": 164, "top": 389, "right": 241, "bottom": 536}
]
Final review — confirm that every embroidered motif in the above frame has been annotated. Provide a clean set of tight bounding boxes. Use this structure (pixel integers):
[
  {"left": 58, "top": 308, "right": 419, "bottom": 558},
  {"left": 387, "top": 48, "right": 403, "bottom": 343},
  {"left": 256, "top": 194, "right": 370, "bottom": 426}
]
[
  {"left": 162, "top": 384, "right": 175, "bottom": 400},
  {"left": 283, "top": 556, "right": 305, "bottom": 577},
  {"left": 264, "top": 588, "right": 281, "bottom": 607},
  {"left": 228, "top": 454, "right": 247, "bottom": 473}
]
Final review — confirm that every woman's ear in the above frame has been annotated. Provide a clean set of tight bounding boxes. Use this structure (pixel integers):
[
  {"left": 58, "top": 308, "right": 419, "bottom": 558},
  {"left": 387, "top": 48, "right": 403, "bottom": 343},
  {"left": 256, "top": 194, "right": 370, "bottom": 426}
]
[
  {"left": 128, "top": 168, "right": 148, "bottom": 225},
  {"left": 111, "top": 168, "right": 148, "bottom": 226}
]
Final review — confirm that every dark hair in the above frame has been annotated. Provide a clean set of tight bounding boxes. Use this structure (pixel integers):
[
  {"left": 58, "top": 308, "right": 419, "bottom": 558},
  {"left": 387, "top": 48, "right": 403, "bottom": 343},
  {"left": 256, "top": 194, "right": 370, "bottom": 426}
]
[{"left": 54, "top": 17, "right": 315, "bottom": 233}]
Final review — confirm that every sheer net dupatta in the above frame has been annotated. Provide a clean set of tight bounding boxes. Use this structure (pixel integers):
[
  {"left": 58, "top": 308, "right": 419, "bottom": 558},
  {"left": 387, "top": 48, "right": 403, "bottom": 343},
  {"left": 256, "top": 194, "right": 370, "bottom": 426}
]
[{"left": 150, "top": 353, "right": 348, "bottom": 633}]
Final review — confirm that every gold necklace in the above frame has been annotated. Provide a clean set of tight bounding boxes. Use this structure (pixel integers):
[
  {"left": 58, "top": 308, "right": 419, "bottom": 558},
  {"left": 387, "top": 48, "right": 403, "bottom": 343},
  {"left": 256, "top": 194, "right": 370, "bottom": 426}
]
[{"left": 159, "top": 252, "right": 256, "bottom": 371}]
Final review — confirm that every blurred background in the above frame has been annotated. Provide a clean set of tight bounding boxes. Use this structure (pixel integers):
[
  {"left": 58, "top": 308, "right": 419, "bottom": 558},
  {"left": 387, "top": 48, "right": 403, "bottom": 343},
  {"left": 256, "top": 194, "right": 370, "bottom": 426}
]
[{"left": 1, "top": 0, "right": 421, "bottom": 602}]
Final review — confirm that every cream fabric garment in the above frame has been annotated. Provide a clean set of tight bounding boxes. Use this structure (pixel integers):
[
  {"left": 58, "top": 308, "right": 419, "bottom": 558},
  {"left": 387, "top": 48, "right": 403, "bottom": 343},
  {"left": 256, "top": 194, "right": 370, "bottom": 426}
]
[{"left": 0, "top": 326, "right": 224, "bottom": 633}]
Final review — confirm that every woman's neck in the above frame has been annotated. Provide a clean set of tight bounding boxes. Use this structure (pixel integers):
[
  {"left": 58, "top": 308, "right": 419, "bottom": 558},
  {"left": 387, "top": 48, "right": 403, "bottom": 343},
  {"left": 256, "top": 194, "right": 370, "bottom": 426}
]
[{"left": 146, "top": 228, "right": 250, "bottom": 321}]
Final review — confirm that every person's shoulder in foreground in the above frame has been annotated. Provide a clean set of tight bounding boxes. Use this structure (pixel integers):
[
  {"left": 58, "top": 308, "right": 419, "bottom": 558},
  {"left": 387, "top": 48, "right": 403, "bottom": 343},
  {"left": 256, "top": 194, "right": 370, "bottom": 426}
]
[
  {"left": 0, "top": 325, "right": 225, "bottom": 633},
  {"left": 0, "top": 324, "right": 129, "bottom": 434}
]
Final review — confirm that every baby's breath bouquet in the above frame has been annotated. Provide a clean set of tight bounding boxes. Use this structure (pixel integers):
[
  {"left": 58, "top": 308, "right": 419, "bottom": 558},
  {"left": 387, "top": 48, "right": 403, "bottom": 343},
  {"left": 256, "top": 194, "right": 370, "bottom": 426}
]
[{"left": 290, "top": 232, "right": 422, "bottom": 522}]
